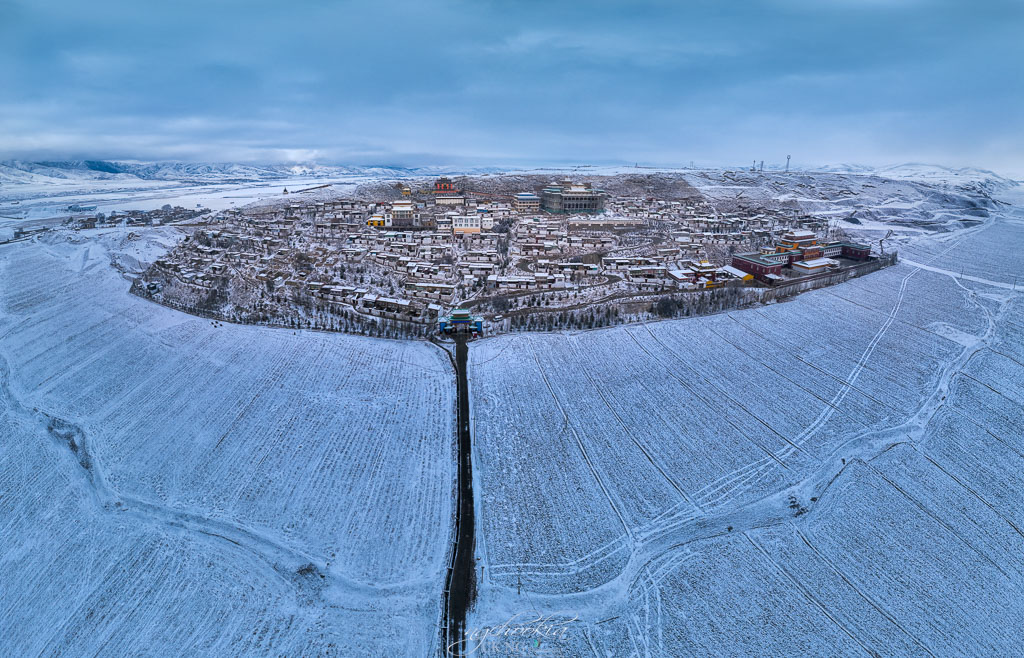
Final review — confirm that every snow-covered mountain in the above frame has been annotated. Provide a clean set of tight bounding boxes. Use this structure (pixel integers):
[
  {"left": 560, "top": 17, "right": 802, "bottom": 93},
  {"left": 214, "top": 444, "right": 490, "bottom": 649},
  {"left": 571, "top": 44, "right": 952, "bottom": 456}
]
[
  {"left": 2, "top": 159, "right": 1016, "bottom": 189},
  {"left": 811, "top": 162, "right": 1016, "bottom": 186},
  {"left": 0, "top": 160, "right": 497, "bottom": 186}
]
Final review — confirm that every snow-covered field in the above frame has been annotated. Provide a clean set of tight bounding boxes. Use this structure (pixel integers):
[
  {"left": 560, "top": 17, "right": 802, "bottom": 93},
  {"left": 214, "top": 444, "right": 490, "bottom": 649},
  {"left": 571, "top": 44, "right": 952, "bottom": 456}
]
[
  {"left": 0, "top": 232, "right": 455, "bottom": 654},
  {"left": 1, "top": 168, "right": 1023, "bottom": 655},
  {"left": 466, "top": 186, "right": 1024, "bottom": 654}
]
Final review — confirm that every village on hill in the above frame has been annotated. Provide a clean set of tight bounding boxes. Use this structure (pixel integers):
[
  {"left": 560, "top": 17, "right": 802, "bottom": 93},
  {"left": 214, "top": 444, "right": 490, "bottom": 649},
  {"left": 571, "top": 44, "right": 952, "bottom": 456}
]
[{"left": 127, "top": 175, "right": 890, "bottom": 337}]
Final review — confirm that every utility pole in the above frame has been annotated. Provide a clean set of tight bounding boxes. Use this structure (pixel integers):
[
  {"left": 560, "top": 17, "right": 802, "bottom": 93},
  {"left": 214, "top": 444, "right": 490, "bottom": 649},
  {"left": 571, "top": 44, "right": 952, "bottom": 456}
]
[
  {"left": 879, "top": 229, "right": 893, "bottom": 254},
  {"left": 786, "top": 155, "right": 791, "bottom": 173}
]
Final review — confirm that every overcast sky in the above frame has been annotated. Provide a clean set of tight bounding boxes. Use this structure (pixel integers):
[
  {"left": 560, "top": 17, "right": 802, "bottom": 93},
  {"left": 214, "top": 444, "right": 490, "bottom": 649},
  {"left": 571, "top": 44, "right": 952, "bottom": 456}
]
[{"left": 1, "top": 0, "right": 1022, "bottom": 173}]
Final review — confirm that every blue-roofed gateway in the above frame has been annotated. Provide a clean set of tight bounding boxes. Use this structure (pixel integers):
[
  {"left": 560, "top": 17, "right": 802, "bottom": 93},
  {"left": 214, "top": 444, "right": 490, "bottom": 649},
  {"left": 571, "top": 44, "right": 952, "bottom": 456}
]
[{"left": 439, "top": 308, "right": 483, "bottom": 335}]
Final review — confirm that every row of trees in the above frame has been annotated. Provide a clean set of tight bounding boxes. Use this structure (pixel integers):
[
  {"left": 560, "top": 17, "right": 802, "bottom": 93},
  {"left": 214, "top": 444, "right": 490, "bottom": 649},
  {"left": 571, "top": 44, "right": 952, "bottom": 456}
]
[
  {"left": 509, "top": 306, "right": 623, "bottom": 331},
  {"left": 503, "top": 254, "right": 898, "bottom": 333},
  {"left": 136, "top": 253, "right": 899, "bottom": 341}
]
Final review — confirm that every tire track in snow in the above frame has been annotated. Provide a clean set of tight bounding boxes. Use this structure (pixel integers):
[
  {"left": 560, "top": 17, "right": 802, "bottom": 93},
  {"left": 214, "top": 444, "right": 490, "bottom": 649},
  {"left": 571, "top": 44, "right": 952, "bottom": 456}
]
[
  {"left": 482, "top": 288, "right": 1003, "bottom": 624},
  {"left": 624, "top": 324, "right": 790, "bottom": 470},
  {"left": 528, "top": 340, "right": 634, "bottom": 542},
  {"left": 640, "top": 322, "right": 815, "bottom": 461},
  {"left": 792, "top": 526, "right": 937, "bottom": 658},
  {"left": 0, "top": 351, "right": 415, "bottom": 603},
  {"left": 727, "top": 312, "right": 894, "bottom": 411},
  {"left": 472, "top": 211, "right": 1019, "bottom": 630},
  {"left": 779, "top": 266, "right": 920, "bottom": 457},
  {"left": 743, "top": 532, "right": 875, "bottom": 656},
  {"left": 900, "top": 259, "right": 1019, "bottom": 290},
  {"left": 564, "top": 335, "right": 701, "bottom": 514},
  {"left": 862, "top": 459, "right": 1017, "bottom": 584},
  {"left": 707, "top": 323, "right": 874, "bottom": 432}
]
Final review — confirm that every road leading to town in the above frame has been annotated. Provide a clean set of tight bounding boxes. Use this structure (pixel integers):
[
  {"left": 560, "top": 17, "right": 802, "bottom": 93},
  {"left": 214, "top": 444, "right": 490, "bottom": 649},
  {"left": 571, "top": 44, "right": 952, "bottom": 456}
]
[{"left": 443, "top": 336, "right": 476, "bottom": 656}]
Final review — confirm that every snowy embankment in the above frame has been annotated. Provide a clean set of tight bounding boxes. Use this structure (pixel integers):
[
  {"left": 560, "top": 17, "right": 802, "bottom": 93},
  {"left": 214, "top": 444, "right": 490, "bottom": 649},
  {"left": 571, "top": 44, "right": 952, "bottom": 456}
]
[
  {"left": 0, "top": 234, "right": 455, "bottom": 655},
  {"left": 467, "top": 193, "right": 1024, "bottom": 654}
]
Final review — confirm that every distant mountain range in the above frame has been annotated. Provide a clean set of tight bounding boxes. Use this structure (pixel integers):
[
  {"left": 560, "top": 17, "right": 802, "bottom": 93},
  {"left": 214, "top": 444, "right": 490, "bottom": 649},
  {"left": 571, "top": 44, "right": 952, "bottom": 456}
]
[
  {"left": 0, "top": 160, "right": 504, "bottom": 186},
  {"left": 0, "top": 159, "right": 1015, "bottom": 189}
]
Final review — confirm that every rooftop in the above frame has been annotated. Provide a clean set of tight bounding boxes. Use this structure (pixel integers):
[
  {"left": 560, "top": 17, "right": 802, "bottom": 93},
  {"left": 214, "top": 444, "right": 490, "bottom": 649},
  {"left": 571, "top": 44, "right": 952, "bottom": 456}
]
[{"left": 796, "top": 257, "right": 837, "bottom": 267}]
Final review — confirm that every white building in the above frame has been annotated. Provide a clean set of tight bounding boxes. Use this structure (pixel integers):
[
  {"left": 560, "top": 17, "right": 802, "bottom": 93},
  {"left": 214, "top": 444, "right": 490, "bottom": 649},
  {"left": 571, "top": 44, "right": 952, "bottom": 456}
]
[
  {"left": 452, "top": 214, "right": 482, "bottom": 234},
  {"left": 388, "top": 200, "right": 417, "bottom": 227},
  {"left": 792, "top": 257, "right": 838, "bottom": 274},
  {"left": 514, "top": 192, "right": 541, "bottom": 213}
]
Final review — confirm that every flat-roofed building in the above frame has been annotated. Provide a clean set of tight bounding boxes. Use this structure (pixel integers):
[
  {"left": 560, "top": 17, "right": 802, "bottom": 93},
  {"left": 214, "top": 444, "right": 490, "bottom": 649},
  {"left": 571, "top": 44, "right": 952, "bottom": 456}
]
[
  {"left": 389, "top": 200, "right": 417, "bottom": 227},
  {"left": 731, "top": 252, "right": 784, "bottom": 283},
  {"left": 541, "top": 180, "right": 605, "bottom": 214},
  {"left": 777, "top": 229, "right": 819, "bottom": 251},
  {"left": 436, "top": 195, "right": 466, "bottom": 207},
  {"left": 821, "top": 242, "right": 872, "bottom": 260},
  {"left": 792, "top": 257, "right": 839, "bottom": 274},
  {"left": 514, "top": 192, "right": 541, "bottom": 213},
  {"left": 719, "top": 265, "right": 754, "bottom": 281},
  {"left": 452, "top": 214, "right": 481, "bottom": 234}
]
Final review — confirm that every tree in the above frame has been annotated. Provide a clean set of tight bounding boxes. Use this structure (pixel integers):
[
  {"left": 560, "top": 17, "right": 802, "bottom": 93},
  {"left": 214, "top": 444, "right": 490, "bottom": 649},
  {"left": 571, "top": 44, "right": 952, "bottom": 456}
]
[{"left": 655, "top": 296, "right": 679, "bottom": 318}]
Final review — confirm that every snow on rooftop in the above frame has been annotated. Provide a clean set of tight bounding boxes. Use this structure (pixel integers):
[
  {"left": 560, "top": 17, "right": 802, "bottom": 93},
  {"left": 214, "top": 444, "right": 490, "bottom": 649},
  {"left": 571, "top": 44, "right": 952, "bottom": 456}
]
[
  {"left": 720, "top": 265, "right": 750, "bottom": 278},
  {"left": 796, "top": 257, "right": 837, "bottom": 267}
]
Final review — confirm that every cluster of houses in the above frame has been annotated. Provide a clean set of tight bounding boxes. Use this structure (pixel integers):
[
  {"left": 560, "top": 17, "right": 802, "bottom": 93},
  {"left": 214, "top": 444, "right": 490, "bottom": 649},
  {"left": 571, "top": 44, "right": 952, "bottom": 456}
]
[
  {"left": 140, "top": 177, "right": 863, "bottom": 330},
  {"left": 72, "top": 205, "right": 207, "bottom": 230}
]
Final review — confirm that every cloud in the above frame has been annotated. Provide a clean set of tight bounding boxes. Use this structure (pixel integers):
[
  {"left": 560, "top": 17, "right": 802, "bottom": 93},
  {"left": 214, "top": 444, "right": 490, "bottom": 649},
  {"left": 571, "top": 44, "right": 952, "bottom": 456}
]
[
  {"left": 0, "top": 0, "right": 1021, "bottom": 175},
  {"left": 484, "top": 29, "right": 741, "bottom": 65}
]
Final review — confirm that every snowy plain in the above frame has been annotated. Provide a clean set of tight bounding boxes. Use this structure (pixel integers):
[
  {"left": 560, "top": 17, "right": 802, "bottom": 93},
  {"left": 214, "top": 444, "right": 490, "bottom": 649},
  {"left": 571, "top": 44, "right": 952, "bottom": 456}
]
[
  {"left": 0, "top": 231, "right": 455, "bottom": 655},
  {"left": 0, "top": 168, "right": 1022, "bottom": 655},
  {"left": 465, "top": 183, "right": 1024, "bottom": 655}
]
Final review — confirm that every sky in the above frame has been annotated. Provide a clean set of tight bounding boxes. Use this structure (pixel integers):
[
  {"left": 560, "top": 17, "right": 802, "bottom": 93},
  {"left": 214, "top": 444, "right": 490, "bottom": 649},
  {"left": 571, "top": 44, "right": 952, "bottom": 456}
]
[{"left": 1, "top": 0, "right": 1022, "bottom": 174}]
